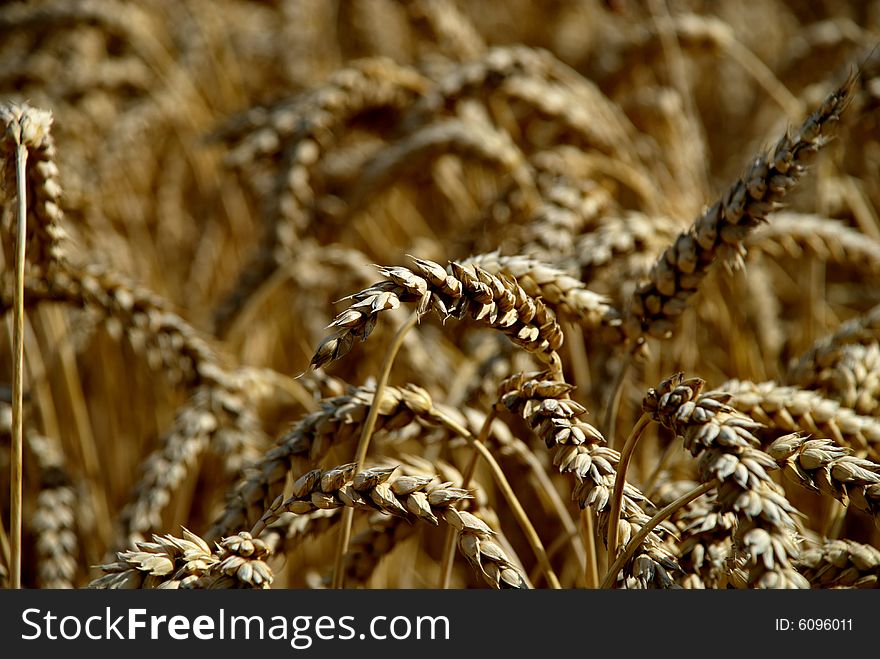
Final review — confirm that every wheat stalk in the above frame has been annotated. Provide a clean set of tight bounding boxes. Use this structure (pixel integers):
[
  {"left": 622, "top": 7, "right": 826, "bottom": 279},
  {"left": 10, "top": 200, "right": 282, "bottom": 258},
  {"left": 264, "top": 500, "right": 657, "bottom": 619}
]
[{"left": 0, "top": 103, "right": 54, "bottom": 587}]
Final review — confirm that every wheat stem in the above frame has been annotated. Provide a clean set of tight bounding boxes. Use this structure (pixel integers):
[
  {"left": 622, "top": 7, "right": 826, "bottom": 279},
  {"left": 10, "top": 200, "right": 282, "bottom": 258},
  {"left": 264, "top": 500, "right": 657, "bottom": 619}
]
[
  {"left": 602, "top": 479, "right": 718, "bottom": 589},
  {"left": 607, "top": 413, "right": 651, "bottom": 562},
  {"left": 432, "top": 409, "right": 561, "bottom": 588},
  {"left": 331, "top": 310, "right": 420, "bottom": 588},
  {"left": 9, "top": 136, "right": 28, "bottom": 590},
  {"left": 8, "top": 136, "right": 30, "bottom": 589},
  {"left": 581, "top": 509, "right": 600, "bottom": 588},
  {"left": 439, "top": 408, "right": 494, "bottom": 588}
]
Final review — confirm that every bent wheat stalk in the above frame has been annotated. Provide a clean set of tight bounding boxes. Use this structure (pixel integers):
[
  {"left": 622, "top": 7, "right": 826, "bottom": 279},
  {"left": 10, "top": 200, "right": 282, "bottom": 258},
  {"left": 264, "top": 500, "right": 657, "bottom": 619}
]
[{"left": 606, "top": 413, "right": 651, "bottom": 562}]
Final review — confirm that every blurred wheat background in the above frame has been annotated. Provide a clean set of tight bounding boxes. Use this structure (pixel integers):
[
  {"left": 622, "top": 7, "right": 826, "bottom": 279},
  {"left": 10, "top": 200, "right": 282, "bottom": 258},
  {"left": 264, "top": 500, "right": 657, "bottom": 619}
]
[{"left": 2, "top": 0, "right": 880, "bottom": 590}]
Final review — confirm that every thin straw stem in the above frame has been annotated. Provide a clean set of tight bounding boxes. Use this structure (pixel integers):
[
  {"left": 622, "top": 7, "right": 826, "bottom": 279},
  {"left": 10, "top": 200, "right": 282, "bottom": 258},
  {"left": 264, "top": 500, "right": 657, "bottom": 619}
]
[
  {"left": 438, "top": 409, "right": 493, "bottom": 588},
  {"left": 601, "top": 479, "right": 718, "bottom": 589},
  {"left": 11, "top": 139, "right": 28, "bottom": 590},
  {"left": 433, "top": 409, "right": 562, "bottom": 589},
  {"left": 331, "top": 310, "right": 419, "bottom": 588},
  {"left": 606, "top": 413, "right": 650, "bottom": 562},
  {"left": 581, "top": 509, "right": 599, "bottom": 589}
]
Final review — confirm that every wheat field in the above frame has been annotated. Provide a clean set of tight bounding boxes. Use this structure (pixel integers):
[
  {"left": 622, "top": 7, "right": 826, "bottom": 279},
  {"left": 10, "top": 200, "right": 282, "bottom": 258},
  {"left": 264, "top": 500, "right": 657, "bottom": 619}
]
[{"left": 1, "top": 0, "right": 880, "bottom": 590}]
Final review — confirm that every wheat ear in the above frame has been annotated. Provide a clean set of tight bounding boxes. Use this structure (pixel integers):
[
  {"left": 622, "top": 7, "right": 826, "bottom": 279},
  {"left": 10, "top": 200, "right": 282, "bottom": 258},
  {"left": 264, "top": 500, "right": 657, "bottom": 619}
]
[{"left": 627, "top": 74, "right": 855, "bottom": 341}]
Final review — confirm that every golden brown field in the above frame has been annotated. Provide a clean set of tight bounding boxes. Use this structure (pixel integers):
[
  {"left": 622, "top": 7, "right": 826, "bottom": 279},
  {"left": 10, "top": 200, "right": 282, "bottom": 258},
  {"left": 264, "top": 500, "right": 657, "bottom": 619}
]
[{"left": 2, "top": 0, "right": 880, "bottom": 590}]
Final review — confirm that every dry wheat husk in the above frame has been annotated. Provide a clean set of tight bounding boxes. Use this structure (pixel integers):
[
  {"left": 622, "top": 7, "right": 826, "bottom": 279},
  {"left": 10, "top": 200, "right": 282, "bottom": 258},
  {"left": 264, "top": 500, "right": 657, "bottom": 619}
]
[{"left": 462, "top": 251, "right": 625, "bottom": 343}]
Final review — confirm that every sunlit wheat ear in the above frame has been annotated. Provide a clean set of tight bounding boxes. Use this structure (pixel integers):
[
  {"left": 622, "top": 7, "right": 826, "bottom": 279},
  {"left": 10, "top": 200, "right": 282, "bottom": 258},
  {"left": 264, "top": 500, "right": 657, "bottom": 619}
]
[
  {"left": 252, "top": 462, "right": 528, "bottom": 589},
  {"left": 89, "top": 529, "right": 273, "bottom": 589},
  {"left": 462, "top": 252, "right": 626, "bottom": 344},
  {"left": 767, "top": 434, "right": 880, "bottom": 526},
  {"left": 309, "top": 257, "right": 564, "bottom": 373}
]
